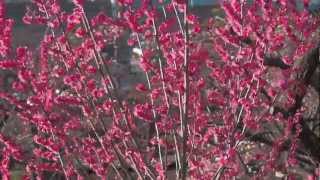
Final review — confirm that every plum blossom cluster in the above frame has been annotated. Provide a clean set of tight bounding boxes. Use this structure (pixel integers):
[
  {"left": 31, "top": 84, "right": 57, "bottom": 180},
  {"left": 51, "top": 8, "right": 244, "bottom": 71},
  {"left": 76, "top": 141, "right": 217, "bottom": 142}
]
[
  {"left": 0, "top": 0, "right": 319, "bottom": 179},
  {"left": 0, "top": 2, "right": 13, "bottom": 58}
]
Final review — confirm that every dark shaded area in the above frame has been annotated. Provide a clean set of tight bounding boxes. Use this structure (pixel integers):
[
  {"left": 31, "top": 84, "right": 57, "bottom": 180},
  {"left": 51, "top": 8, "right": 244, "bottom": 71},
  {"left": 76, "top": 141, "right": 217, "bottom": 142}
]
[
  {"left": 264, "top": 55, "right": 291, "bottom": 69},
  {"left": 6, "top": 1, "right": 114, "bottom": 26}
]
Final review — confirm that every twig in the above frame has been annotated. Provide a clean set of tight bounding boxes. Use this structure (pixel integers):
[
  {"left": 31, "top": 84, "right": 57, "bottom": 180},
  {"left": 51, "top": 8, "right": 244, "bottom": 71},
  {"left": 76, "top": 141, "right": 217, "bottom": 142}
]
[{"left": 181, "top": 2, "right": 190, "bottom": 179}]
